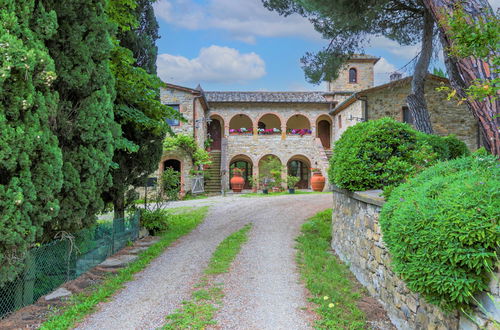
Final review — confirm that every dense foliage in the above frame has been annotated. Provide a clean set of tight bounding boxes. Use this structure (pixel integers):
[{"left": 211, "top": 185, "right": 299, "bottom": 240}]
[
  {"left": 141, "top": 209, "right": 169, "bottom": 235},
  {"left": 328, "top": 118, "right": 439, "bottom": 192},
  {"left": 329, "top": 118, "right": 471, "bottom": 193},
  {"left": 103, "top": 0, "right": 179, "bottom": 219},
  {"left": 163, "top": 134, "right": 211, "bottom": 170},
  {"left": 42, "top": 0, "right": 119, "bottom": 234},
  {"left": 161, "top": 167, "right": 181, "bottom": 201},
  {"left": 0, "top": 0, "right": 63, "bottom": 284},
  {"left": 416, "top": 132, "right": 470, "bottom": 160},
  {"left": 262, "top": 0, "right": 427, "bottom": 84},
  {"left": 379, "top": 153, "right": 500, "bottom": 310}
]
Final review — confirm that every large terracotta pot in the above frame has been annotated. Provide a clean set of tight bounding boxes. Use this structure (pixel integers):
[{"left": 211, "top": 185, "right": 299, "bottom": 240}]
[
  {"left": 230, "top": 172, "right": 245, "bottom": 192},
  {"left": 311, "top": 172, "right": 325, "bottom": 192}
]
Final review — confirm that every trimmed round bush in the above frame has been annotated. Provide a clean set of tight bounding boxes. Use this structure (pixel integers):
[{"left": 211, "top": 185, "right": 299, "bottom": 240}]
[
  {"left": 380, "top": 153, "right": 500, "bottom": 310},
  {"left": 328, "top": 117, "right": 438, "bottom": 191}
]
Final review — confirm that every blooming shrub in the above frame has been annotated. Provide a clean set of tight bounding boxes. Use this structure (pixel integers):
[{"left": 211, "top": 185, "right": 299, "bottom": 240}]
[
  {"left": 328, "top": 118, "right": 439, "bottom": 192},
  {"left": 229, "top": 128, "right": 252, "bottom": 134},
  {"left": 287, "top": 128, "right": 312, "bottom": 136},
  {"left": 380, "top": 153, "right": 500, "bottom": 310},
  {"left": 258, "top": 128, "right": 281, "bottom": 135}
]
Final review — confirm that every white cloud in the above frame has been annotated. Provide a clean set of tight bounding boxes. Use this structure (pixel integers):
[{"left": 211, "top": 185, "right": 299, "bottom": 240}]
[
  {"left": 153, "top": 0, "right": 321, "bottom": 44},
  {"left": 369, "top": 36, "right": 421, "bottom": 61},
  {"left": 374, "top": 57, "right": 398, "bottom": 86},
  {"left": 157, "top": 45, "right": 266, "bottom": 84},
  {"left": 489, "top": 0, "right": 500, "bottom": 10}
]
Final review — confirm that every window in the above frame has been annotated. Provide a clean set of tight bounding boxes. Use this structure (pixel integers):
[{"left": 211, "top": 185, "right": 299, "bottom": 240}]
[
  {"left": 338, "top": 115, "right": 342, "bottom": 128},
  {"left": 402, "top": 106, "right": 414, "bottom": 125},
  {"left": 166, "top": 104, "right": 180, "bottom": 126},
  {"left": 349, "top": 68, "right": 357, "bottom": 83}
]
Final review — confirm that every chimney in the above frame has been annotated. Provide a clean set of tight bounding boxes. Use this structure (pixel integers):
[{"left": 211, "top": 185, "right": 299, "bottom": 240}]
[{"left": 390, "top": 72, "right": 402, "bottom": 82}]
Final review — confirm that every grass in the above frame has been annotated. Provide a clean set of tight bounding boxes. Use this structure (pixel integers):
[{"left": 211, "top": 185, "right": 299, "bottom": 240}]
[
  {"left": 39, "top": 206, "right": 209, "bottom": 330},
  {"left": 240, "top": 190, "right": 330, "bottom": 198},
  {"left": 163, "top": 223, "right": 252, "bottom": 329},
  {"left": 296, "top": 209, "right": 367, "bottom": 329}
]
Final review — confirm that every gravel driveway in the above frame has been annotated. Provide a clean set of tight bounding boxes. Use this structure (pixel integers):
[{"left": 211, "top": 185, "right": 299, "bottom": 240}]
[{"left": 76, "top": 193, "right": 331, "bottom": 330}]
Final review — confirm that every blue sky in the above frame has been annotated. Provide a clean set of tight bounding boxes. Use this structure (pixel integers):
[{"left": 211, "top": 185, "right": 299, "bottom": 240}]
[{"left": 153, "top": 0, "right": 499, "bottom": 92}]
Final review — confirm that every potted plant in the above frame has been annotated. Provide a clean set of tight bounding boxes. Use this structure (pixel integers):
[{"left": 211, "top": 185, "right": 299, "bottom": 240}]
[
  {"left": 286, "top": 175, "right": 300, "bottom": 194},
  {"left": 251, "top": 176, "right": 259, "bottom": 193},
  {"left": 311, "top": 168, "right": 325, "bottom": 192},
  {"left": 230, "top": 168, "right": 245, "bottom": 193}
]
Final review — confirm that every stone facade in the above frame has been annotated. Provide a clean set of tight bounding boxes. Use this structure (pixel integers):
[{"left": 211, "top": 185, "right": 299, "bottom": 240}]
[
  {"left": 331, "top": 187, "right": 499, "bottom": 330},
  {"left": 331, "top": 76, "right": 480, "bottom": 151},
  {"left": 328, "top": 55, "right": 379, "bottom": 92},
  {"left": 155, "top": 57, "right": 480, "bottom": 195},
  {"left": 156, "top": 84, "right": 209, "bottom": 193},
  {"left": 208, "top": 102, "right": 332, "bottom": 190}
]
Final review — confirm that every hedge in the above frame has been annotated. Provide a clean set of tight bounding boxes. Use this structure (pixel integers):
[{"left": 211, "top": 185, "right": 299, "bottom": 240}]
[{"left": 379, "top": 152, "right": 500, "bottom": 310}]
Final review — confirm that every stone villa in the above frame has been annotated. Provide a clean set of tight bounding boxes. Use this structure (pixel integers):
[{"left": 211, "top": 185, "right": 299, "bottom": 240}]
[{"left": 156, "top": 55, "right": 479, "bottom": 195}]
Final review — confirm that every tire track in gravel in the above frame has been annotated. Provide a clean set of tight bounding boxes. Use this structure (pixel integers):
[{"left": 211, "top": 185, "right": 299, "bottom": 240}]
[
  {"left": 210, "top": 194, "right": 331, "bottom": 330},
  {"left": 76, "top": 194, "right": 331, "bottom": 330}
]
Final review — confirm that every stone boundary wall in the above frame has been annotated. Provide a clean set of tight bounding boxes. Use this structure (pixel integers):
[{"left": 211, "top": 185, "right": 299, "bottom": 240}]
[{"left": 331, "top": 186, "right": 499, "bottom": 329}]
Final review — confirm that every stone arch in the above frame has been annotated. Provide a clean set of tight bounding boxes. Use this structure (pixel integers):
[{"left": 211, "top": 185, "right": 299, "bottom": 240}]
[
  {"left": 159, "top": 156, "right": 185, "bottom": 192},
  {"left": 258, "top": 154, "right": 283, "bottom": 188},
  {"left": 286, "top": 114, "right": 311, "bottom": 134},
  {"left": 209, "top": 113, "right": 225, "bottom": 128},
  {"left": 256, "top": 113, "right": 283, "bottom": 134},
  {"left": 229, "top": 154, "right": 254, "bottom": 189},
  {"left": 316, "top": 114, "right": 332, "bottom": 149},
  {"left": 229, "top": 114, "right": 253, "bottom": 134},
  {"left": 208, "top": 113, "right": 225, "bottom": 149},
  {"left": 287, "top": 154, "right": 311, "bottom": 189}
]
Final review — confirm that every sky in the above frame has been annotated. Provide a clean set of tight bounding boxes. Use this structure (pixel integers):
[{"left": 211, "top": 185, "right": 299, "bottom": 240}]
[{"left": 153, "top": 0, "right": 499, "bottom": 92}]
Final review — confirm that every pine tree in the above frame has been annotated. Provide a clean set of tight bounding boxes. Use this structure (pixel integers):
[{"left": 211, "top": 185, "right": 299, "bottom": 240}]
[
  {"left": 263, "top": 0, "right": 436, "bottom": 133},
  {"left": 104, "top": 0, "right": 178, "bottom": 219},
  {"left": 41, "top": 0, "right": 119, "bottom": 233},
  {"left": 0, "top": 0, "right": 63, "bottom": 284}
]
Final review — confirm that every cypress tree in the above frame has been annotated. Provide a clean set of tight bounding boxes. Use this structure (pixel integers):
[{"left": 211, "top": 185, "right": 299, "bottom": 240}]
[
  {"left": 104, "top": 0, "right": 177, "bottom": 219},
  {"left": 0, "top": 0, "right": 62, "bottom": 283},
  {"left": 41, "top": 0, "right": 119, "bottom": 233}
]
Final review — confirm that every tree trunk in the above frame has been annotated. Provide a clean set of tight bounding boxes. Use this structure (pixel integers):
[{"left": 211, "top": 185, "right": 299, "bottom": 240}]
[
  {"left": 113, "top": 193, "right": 125, "bottom": 220},
  {"left": 423, "top": 0, "right": 500, "bottom": 156},
  {"left": 407, "top": 8, "right": 434, "bottom": 134}
]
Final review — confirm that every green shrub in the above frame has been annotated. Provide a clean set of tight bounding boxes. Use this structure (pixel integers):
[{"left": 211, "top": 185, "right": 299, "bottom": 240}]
[
  {"left": 380, "top": 154, "right": 500, "bottom": 310},
  {"left": 161, "top": 168, "right": 180, "bottom": 201},
  {"left": 416, "top": 132, "right": 470, "bottom": 160},
  {"left": 141, "top": 209, "right": 169, "bottom": 235},
  {"left": 443, "top": 135, "right": 471, "bottom": 159},
  {"left": 328, "top": 118, "right": 438, "bottom": 192}
]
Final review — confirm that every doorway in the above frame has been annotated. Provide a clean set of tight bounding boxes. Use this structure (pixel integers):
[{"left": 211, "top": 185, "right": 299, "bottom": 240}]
[
  {"left": 208, "top": 119, "right": 222, "bottom": 150},
  {"left": 317, "top": 120, "right": 331, "bottom": 149}
]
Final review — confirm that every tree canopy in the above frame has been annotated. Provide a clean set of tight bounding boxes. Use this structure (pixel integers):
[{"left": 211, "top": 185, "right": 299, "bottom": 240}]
[{"left": 263, "top": 0, "right": 427, "bottom": 83}]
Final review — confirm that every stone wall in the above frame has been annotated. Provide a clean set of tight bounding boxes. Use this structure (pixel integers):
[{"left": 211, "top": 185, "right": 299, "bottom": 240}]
[
  {"left": 332, "top": 99, "right": 364, "bottom": 141},
  {"left": 365, "top": 79, "right": 479, "bottom": 151},
  {"left": 155, "top": 87, "right": 207, "bottom": 194},
  {"left": 331, "top": 187, "right": 499, "bottom": 329}
]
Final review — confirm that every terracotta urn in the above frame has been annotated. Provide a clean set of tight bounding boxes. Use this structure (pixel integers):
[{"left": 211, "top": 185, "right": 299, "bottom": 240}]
[
  {"left": 230, "top": 172, "right": 245, "bottom": 192},
  {"left": 311, "top": 172, "right": 325, "bottom": 192}
]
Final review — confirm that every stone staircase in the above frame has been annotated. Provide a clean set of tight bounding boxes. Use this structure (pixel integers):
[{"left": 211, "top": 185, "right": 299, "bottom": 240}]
[
  {"left": 205, "top": 150, "right": 222, "bottom": 194},
  {"left": 324, "top": 149, "right": 333, "bottom": 160}
]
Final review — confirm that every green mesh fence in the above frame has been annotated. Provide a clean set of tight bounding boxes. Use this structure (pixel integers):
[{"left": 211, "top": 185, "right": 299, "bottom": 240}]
[{"left": 0, "top": 211, "right": 140, "bottom": 319}]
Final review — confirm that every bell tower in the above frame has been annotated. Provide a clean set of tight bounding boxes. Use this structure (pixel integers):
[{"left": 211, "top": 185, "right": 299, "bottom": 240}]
[{"left": 328, "top": 55, "right": 380, "bottom": 93}]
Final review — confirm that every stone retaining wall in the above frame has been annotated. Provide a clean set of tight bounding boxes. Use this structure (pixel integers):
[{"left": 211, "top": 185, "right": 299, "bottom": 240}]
[{"left": 331, "top": 187, "right": 499, "bottom": 329}]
